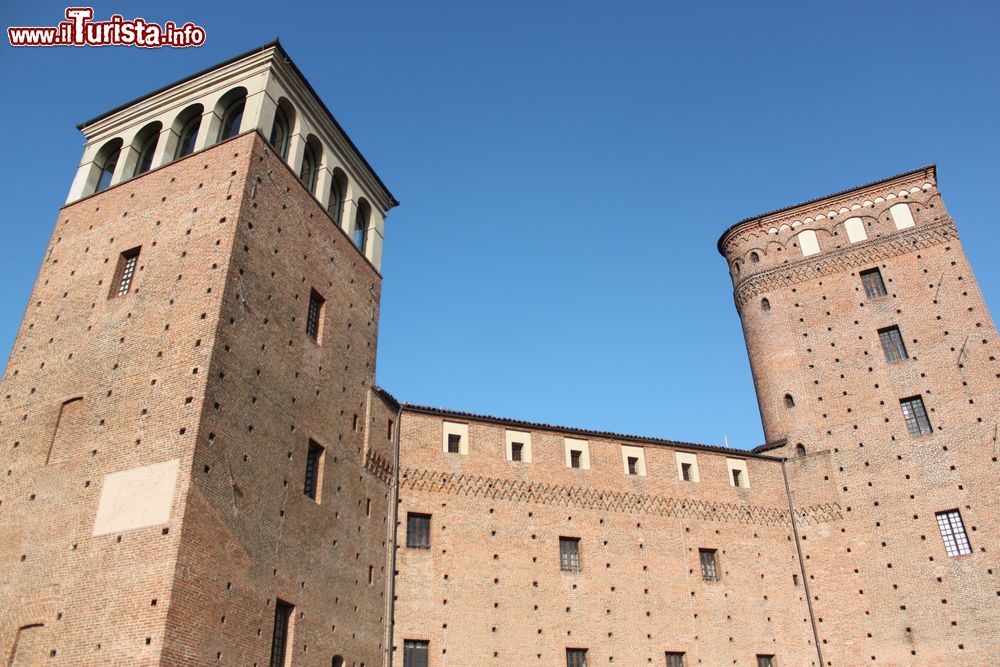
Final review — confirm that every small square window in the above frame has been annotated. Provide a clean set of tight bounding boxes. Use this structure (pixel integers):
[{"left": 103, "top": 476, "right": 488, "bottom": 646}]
[
  {"left": 407, "top": 513, "right": 431, "bottom": 549},
  {"left": 666, "top": 652, "right": 686, "bottom": 667},
  {"left": 860, "top": 268, "right": 887, "bottom": 298},
  {"left": 681, "top": 462, "right": 693, "bottom": 482},
  {"left": 560, "top": 536, "right": 581, "bottom": 572},
  {"left": 900, "top": 396, "right": 932, "bottom": 436},
  {"left": 570, "top": 450, "right": 582, "bottom": 469},
  {"left": 447, "top": 433, "right": 461, "bottom": 454},
  {"left": 936, "top": 509, "right": 972, "bottom": 557},
  {"left": 511, "top": 442, "right": 524, "bottom": 462},
  {"left": 699, "top": 548, "right": 719, "bottom": 581},
  {"left": 306, "top": 289, "right": 325, "bottom": 342},
  {"left": 566, "top": 648, "right": 588, "bottom": 667},
  {"left": 878, "top": 326, "right": 908, "bottom": 363}
]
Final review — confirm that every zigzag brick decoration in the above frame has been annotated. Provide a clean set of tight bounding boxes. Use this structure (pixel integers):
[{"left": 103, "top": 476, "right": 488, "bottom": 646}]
[{"left": 399, "top": 468, "right": 842, "bottom": 527}]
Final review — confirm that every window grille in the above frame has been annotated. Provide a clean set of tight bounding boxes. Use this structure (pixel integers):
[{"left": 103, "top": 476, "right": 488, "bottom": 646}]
[
  {"left": 681, "top": 462, "right": 692, "bottom": 481},
  {"left": 407, "top": 513, "right": 431, "bottom": 549},
  {"left": 936, "top": 509, "right": 972, "bottom": 557},
  {"left": 447, "top": 433, "right": 461, "bottom": 453},
  {"left": 113, "top": 247, "right": 141, "bottom": 297},
  {"left": 269, "top": 601, "right": 293, "bottom": 667},
  {"left": 403, "top": 640, "right": 429, "bottom": 667},
  {"left": 860, "top": 268, "right": 887, "bottom": 298},
  {"left": 878, "top": 326, "right": 908, "bottom": 362},
  {"left": 560, "top": 537, "right": 581, "bottom": 572},
  {"left": 303, "top": 440, "right": 323, "bottom": 500},
  {"left": 699, "top": 548, "right": 718, "bottom": 581},
  {"left": 511, "top": 442, "right": 524, "bottom": 461},
  {"left": 306, "top": 290, "right": 324, "bottom": 342},
  {"left": 570, "top": 450, "right": 582, "bottom": 468},
  {"left": 900, "top": 396, "right": 932, "bottom": 435},
  {"left": 566, "top": 648, "right": 588, "bottom": 667}
]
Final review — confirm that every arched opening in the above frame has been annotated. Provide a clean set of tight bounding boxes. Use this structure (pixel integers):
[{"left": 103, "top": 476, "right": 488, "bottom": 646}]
[
  {"left": 332, "top": 656, "right": 345, "bottom": 667},
  {"left": 761, "top": 298, "right": 771, "bottom": 312},
  {"left": 750, "top": 251, "right": 760, "bottom": 263},
  {"left": 328, "top": 169, "right": 348, "bottom": 225},
  {"left": 269, "top": 99, "right": 295, "bottom": 160},
  {"left": 795, "top": 444, "right": 806, "bottom": 457},
  {"left": 353, "top": 199, "right": 371, "bottom": 253},
  {"left": 784, "top": 394, "right": 795, "bottom": 408},
  {"left": 216, "top": 87, "right": 247, "bottom": 142},
  {"left": 172, "top": 104, "right": 203, "bottom": 160},
  {"left": 300, "top": 135, "right": 321, "bottom": 194},
  {"left": 733, "top": 261, "right": 741, "bottom": 275},
  {"left": 131, "top": 121, "right": 162, "bottom": 177},
  {"left": 90, "top": 138, "right": 123, "bottom": 194}
]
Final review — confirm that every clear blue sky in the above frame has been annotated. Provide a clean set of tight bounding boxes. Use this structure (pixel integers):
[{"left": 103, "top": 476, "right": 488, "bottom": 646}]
[{"left": 2, "top": 1, "right": 998, "bottom": 450}]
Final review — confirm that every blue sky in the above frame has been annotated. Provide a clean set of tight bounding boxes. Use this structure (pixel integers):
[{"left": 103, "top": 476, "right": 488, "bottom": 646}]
[{"left": 2, "top": 1, "right": 998, "bottom": 450}]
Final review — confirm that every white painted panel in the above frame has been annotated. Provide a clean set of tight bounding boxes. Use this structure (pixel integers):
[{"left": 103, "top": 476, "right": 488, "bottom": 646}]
[
  {"left": 621, "top": 445, "right": 646, "bottom": 477},
  {"left": 726, "top": 458, "right": 750, "bottom": 488},
  {"left": 442, "top": 421, "right": 469, "bottom": 455},
  {"left": 564, "top": 438, "right": 590, "bottom": 469},
  {"left": 844, "top": 217, "right": 867, "bottom": 243},
  {"left": 798, "top": 229, "right": 820, "bottom": 257},
  {"left": 93, "top": 459, "right": 179, "bottom": 536},
  {"left": 505, "top": 429, "right": 532, "bottom": 463},
  {"left": 675, "top": 451, "right": 700, "bottom": 482},
  {"left": 890, "top": 203, "right": 915, "bottom": 230}
]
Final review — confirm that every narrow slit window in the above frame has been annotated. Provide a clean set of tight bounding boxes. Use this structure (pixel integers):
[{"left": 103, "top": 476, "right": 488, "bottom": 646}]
[
  {"left": 403, "top": 640, "right": 429, "bottom": 667},
  {"left": 560, "top": 536, "right": 581, "bottom": 572},
  {"left": 860, "top": 267, "right": 887, "bottom": 298},
  {"left": 511, "top": 441, "right": 524, "bottom": 461},
  {"left": 306, "top": 290, "right": 325, "bottom": 342},
  {"left": 666, "top": 653, "right": 686, "bottom": 667},
  {"left": 936, "top": 509, "right": 972, "bottom": 557},
  {"left": 878, "top": 326, "right": 908, "bottom": 362},
  {"left": 900, "top": 396, "right": 932, "bottom": 436},
  {"left": 761, "top": 298, "right": 771, "bottom": 312},
  {"left": 699, "top": 548, "right": 719, "bottom": 581},
  {"left": 111, "top": 247, "right": 141, "bottom": 298},
  {"left": 566, "top": 648, "right": 588, "bottom": 667},
  {"left": 407, "top": 513, "right": 431, "bottom": 549},
  {"left": 303, "top": 440, "right": 324, "bottom": 501},
  {"left": 784, "top": 394, "right": 795, "bottom": 408},
  {"left": 269, "top": 600, "right": 293, "bottom": 667}
]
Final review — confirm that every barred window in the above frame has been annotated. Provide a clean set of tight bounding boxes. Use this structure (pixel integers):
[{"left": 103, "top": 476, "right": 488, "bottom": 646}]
[
  {"left": 560, "top": 536, "right": 581, "bottom": 572},
  {"left": 447, "top": 433, "right": 461, "bottom": 454},
  {"left": 303, "top": 440, "right": 323, "bottom": 501},
  {"left": 731, "top": 469, "right": 743, "bottom": 487},
  {"left": 900, "top": 396, "right": 932, "bottom": 436},
  {"left": 111, "top": 247, "right": 141, "bottom": 297},
  {"left": 511, "top": 442, "right": 524, "bottom": 461},
  {"left": 403, "top": 640, "right": 429, "bottom": 667},
  {"left": 666, "top": 652, "right": 686, "bottom": 667},
  {"left": 878, "top": 326, "right": 908, "bottom": 362},
  {"left": 570, "top": 450, "right": 582, "bottom": 469},
  {"left": 681, "top": 462, "right": 693, "bottom": 482},
  {"left": 269, "top": 600, "right": 293, "bottom": 667},
  {"left": 627, "top": 456, "right": 639, "bottom": 475},
  {"left": 407, "top": 513, "right": 431, "bottom": 549},
  {"left": 860, "top": 268, "right": 887, "bottom": 298},
  {"left": 306, "top": 290, "right": 325, "bottom": 342},
  {"left": 566, "top": 648, "right": 588, "bottom": 667},
  {"left": 936, "top": 509, "right": 972, "bottom": 557},
  {"left": 699, "top": 548, "right": 718, "bottom": 581},
  {"left": 756, "top": 656, "right": 775, "bottom": 667}
]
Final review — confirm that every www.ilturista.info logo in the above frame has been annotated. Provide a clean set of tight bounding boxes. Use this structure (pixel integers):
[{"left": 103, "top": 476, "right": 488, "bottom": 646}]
[{"left": 8, "top": 7, "right": 206, "bottom": 47}]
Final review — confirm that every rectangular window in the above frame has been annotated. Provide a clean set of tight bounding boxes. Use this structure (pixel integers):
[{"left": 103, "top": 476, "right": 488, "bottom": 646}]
[
  {"left": 403, "top": 640, "right": 429, "bottom": 667},
  {"left": 560, "top": 536, "right": 581, "bottom": 572},
  {"left": 570, "top": 450, "right": 582, "bottom": 469},
  {"left": 878, "top": 326, "right": 908, "bottom": 362},
  {"left": 111, "top": 246, "right": 141, "bottom": 298},
  {"left": 681, "top": 462, "right": 692, "bottom": 482},
  {"left": 756, "top": 656, "right": 775, "bottom": 667},
  {"left": 731, "top": 469, "right": 742, "bottom": 487},
  {"left": 900, "top": 396, "right": 932, "bottom": 436},
  {"left": 303, "top": 440, "right": 324, "bottom": 501},
  {"left": 447, "top": 433, "right": 461, "bottom": 453},
  {"left": 388, "top": 419, "right": 394, "bottom": 440},
  {"left": 860, "top": 268, "right": 887, "bottom": 298},
  {"left": 936, "top": 509, "right": 972, "bottom": 557},
  {"left": 306, "top": 289, "right": 325, "bottom": 342},
  {"left": 511, "top": 441, "right": 524, "bottom": 461},
  {"left": 269, "top": 600, "right": 294, "bottom": 667},
  {"left": 627, "top": 456, "right": 639, "bottom": 475},
  {"left": 566, "top": 648, "right": 588, "bottom": 667},
  {"left": 407, "top": 513, "right": 431, "bottom": 549},
  {"left": 699, "top": 548, "right": 719, "bottom": 581},
  {"left": 666, "top": 653, "right": 686, "bottom": 667}
]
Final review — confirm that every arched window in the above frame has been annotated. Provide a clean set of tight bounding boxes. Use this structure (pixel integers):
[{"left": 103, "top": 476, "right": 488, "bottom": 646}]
[
  {"left": 216, "top": 89, "right": 247, "bottom": 142},
  {"left": 92, "top": 139, "right": 123, "bottom": 194},
  {"left": 332, "top": 657, "right": 345, "bottom": 667},
  {"left": 174, "top": 110, "right": 202, "bottom": 160},
  {"left": 750, "top": 251, "right": 760, "bottom": 263},
  {"left": 270, "top": 104, "right": 292, "bottom": 159},
  {"left": 328, "top": 170, "right": 347, "bottom": 225},
  {"left": 795, "top": 444, "right": 806, "bottom": 457},
  {"left": 300, "top": 141, "right": 319, "bottom": 193},
  {"left": 784, "top": 394, "right": 795, "bottom": 408},
  {"left": 354, "top": 199, "right": 371, "bottom": 253},
  {"left": 761, "top": 298, "right": 771, "bottom": 312},
  {"left": 132, "top": 122, "right": 162, "bottom": 177}
]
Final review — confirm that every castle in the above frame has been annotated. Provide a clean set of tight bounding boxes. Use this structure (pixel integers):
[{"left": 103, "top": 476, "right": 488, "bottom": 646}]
[{"left": 1, "top": 43, "right": 997, "bottom": 667}]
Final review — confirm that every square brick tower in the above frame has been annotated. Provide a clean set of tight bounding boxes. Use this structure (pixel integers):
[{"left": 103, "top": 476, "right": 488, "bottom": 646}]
[
  {"left": 0, "top": 42, "right": 397, "bottom": 666},
  {"left": 718, "top": 167, "right": 1000, "bottom": 665}
]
